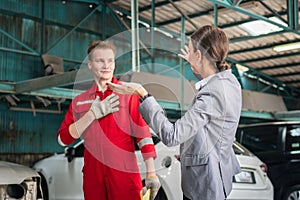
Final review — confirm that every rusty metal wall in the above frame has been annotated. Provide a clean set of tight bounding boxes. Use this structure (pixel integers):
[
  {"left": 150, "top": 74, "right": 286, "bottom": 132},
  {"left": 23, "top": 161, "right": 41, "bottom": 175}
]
[
  {"left": 0, "top": 0, "right": 132, "bottom": 159},
  {"left": 0, "top": 108, "right": 65, "bottom": 153},
  {"left": 0, "top": 0, "right": 122, "bottom": 81}
]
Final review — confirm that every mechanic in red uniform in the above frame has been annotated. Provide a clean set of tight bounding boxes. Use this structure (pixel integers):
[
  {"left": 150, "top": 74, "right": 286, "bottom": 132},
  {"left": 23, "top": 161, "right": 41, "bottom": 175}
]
[{"left": 57, "top": 40, "right": 161, "bottom": 200}]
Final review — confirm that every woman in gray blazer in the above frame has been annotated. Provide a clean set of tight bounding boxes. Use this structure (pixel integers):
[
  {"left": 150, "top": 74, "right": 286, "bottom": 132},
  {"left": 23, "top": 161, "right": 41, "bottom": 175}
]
[{"left": 108, "top": 25, "right": 242, "bottom": 200}]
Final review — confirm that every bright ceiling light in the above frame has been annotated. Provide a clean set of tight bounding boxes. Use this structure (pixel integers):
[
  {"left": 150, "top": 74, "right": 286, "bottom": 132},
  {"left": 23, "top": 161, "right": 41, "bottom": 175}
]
[
  {"left": 273, "top": 42, "right": 300, "bottom": 52},
  {"left": 239, "top": 17, "right": 287, "bottom": 36},
  {"left": 236, "top": 64, "right": 249, "bottom": 72}
]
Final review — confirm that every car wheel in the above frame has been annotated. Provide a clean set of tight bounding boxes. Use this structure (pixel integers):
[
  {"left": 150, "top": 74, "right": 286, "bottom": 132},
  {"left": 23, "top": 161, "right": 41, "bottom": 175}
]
[
  {"left": 284, "top": 185, "right": 300, "bottom": 200},
  {"left": 39, "top": 173, "right": 49, "bottom": 200},
  {"left": 154, "top": 187, "right": 168, "bottom": 200}
]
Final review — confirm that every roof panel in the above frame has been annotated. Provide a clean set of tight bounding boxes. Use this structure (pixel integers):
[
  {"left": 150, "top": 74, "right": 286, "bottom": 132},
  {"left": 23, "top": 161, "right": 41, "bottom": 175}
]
[{"left": 110, "top": 0, "right": 300, "bottom": 89}]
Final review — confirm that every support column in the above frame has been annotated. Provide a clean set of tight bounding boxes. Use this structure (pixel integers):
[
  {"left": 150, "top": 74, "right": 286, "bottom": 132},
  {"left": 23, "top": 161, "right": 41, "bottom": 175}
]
[
  {"left": 131, "top": 0, "right": 140, "bottom": 72},
  {"left": 101, "top": 4, "right": 107, "bottom": 40},
  {"left": 41, "top": 0, "right": 45, "bottom": 54},
  {"left": 214, "top": 3, "right": 218, "bottom": 26},
  {"left": 151, "top": 0, "right": 155, "bottom": 73},
  {"left": 287, "top": 0, "right": 298, "bottom": 29},
  {"left": 180, "top": 16, "right": 185, "bottom": 112}
]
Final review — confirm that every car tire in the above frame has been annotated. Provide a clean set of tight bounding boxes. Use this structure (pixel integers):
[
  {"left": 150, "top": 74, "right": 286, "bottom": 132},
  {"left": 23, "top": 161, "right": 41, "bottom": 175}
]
[
  {"left": 39, "top": 173, "right": 49, "bottom": 200},
  {"left": 154, "top": 187, "right": 168, "bottom": 200},
  {"left": 283, "top": 185, "right": 300, "bottom": 200}
]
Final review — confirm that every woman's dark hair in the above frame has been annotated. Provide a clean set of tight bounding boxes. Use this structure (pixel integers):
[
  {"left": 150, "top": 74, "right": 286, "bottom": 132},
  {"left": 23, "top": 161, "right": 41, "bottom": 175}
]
[
  {"left": 87, "top": 40, "right": 116, "bottom": 61},
  {"left": 190, "top": 25, "right": 230, "bottom": 71}
]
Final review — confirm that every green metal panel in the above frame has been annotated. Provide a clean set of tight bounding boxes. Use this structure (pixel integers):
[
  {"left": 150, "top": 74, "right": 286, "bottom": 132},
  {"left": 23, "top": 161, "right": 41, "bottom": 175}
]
[
  {"left": 0, "top": 0, "right": 299, "bottom": 156},
  {"left": 0, "top": 109, "right": 65, "bottom": 153}
]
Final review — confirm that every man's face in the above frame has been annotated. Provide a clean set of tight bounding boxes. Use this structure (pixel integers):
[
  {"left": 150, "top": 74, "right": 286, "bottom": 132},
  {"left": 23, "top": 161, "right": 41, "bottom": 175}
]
[{"left": 88, "top": 48, "right": 115, "bottom": 82}]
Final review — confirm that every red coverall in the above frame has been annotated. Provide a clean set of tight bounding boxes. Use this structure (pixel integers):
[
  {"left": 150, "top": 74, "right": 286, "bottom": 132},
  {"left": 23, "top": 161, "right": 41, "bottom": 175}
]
[{"left": 58, "top": 77, "right": 157, "bottom": 200}]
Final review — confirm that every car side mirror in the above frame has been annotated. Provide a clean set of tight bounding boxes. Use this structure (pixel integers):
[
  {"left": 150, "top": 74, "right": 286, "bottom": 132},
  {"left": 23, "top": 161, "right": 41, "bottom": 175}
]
[{"left": 65, "top": 147, "right": 75, "bottom": 163}]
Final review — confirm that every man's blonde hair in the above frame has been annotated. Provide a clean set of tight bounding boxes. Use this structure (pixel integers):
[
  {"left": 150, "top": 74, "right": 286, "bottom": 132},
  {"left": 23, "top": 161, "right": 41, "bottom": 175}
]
[{"left": 87, "top": 40, "right": 116, "bottom": 61}]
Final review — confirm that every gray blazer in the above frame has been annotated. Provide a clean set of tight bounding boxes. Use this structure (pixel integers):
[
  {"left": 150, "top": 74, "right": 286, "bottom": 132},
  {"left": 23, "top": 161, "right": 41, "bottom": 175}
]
[{"left": 139, "top": 70, "right": 242, "bottom": 200}]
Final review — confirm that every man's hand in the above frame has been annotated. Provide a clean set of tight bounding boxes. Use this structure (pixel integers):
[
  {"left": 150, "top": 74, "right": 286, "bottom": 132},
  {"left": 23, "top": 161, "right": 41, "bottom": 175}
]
[
  {"left": 107, "top": 82, "right": 148, "bottom": 97},
  {"left": 90, "top": 94, "right": 119, "bottom": 119},
  {"left": 145, "top": 176, "right": 161, "bottom": 200}
]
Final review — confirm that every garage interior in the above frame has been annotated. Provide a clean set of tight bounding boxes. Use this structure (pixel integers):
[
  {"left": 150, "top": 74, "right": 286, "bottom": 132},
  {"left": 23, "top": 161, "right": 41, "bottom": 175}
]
[{"left": 0, "top": 0, "right": 300, "bottom": 168}]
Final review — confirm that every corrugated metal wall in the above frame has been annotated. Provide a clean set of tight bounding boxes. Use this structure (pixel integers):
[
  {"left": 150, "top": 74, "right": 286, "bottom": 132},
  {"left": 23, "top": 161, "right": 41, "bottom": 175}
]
[
  {"left": 0, "top": 0, "right": 122, "bottom": 159},
  {"left": 0, "top": 107, "right": 65, "bottom": 153},
  {"left": 0, "top": 0, "right": 184, "bottom": 163},
  {"left": 2, "top": 1, "right": 297, "bottom": 167}
]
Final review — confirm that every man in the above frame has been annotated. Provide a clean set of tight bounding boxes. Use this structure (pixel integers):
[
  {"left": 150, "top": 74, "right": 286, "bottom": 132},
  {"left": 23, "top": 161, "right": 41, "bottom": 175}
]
[{"left": 57, "top": 40, "right": 160, "bottom": 200}]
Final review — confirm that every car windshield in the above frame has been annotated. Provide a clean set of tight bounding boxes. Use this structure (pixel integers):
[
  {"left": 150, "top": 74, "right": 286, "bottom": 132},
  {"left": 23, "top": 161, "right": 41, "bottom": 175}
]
[{"left": 233, "top": 141, "right": 253, "bottom": 156}]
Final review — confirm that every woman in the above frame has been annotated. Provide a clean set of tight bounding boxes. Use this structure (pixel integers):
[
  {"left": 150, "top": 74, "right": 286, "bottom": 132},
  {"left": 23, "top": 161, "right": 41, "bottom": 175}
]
[{"left": 108, "top": 25, "right": 242, "bottom": 200}]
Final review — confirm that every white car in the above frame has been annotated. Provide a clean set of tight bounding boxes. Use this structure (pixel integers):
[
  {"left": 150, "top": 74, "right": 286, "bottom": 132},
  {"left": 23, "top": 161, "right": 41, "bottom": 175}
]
[
  {"left": 0, "top": 161, "right": 43, "bottom": 200},
  {"left": 33, "top": 138, "right": 273, "bottom": 200},
  {"left": 229, "top": 141, "right": 274, "bottom": 200},
  {"left": 33, "top": 137, "right": 182, "bottom": 200}
]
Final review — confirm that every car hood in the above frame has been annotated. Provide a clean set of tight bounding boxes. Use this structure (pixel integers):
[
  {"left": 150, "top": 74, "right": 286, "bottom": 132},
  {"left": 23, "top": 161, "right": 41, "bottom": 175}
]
[{"left": 0, "top": 161, "right": 39, "bottom": 184}]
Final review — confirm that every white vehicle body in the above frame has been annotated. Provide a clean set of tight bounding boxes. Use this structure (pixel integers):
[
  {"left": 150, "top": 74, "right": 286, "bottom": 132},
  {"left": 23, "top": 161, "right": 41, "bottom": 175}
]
[
  {"left": 33, "top": 139, "right": 273, "bottom": 200},
  {"left": 0, "top": 161, "right": 43, "bottom": 200},
  {"left": 33, "top": 138, "right": 182, "bottom": 200},
  {"left": 228, "top": 142, "right": 274, "bottom": 200}
]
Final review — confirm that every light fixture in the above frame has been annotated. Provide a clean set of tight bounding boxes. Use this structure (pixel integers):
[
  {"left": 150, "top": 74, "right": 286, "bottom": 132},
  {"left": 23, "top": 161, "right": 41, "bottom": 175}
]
[
  {"left": 236, "top": 64, "right": 249, "bottom": 72},
  {"left": 273, "top": 42, "right": 300, "bottom": 52},
  {"left": 239, "top": 17, "right": 286, "bottom": 36}
]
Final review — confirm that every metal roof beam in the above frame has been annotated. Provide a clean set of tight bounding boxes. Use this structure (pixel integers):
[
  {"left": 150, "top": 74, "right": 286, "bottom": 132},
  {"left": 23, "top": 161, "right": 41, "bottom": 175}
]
[
  {"left": 157, "top": 10, "right": 210, "bottom": 26},
  {"left": 226, "top": 57, "right": 300, "bottom": 95},
  {"left": 257, "top": 0, "right": 287, "bottom": 24},
  {"left": 219, "top": 8, "right": 288, "bottom": 28},
  {"left": 167, "top": 0, "right": 198, "bottom": 29},
  {"left": 241, "top": 51, "right": 300, "bottom": 63},
  {"left": 106, "top": 4, "right": 152, "bottom": 58},
  {"left": 208, "top": 0, "right": 300, "bottom": 36},
  {"left": 282, "top": 79, "right": 300, "bottom": 84},
  {"left": 109, "top": 4, "right": 183, "bottom": 39},
  {"left": 273, "top": 71, "right": 300, "bottom": 78},
  {"left": 0, "top": 8, "right": 106, "bottom": 41},
  {"left": 274, "top": 110, "right": 300, "bottom": 121},
  {"left": 14, "top": 68, "right": 92, "bottom": 94},
  {"left": 139, "top": 0, "right": 181, "bottom": 12},
  {"left": 157, "top": 1, "right": 254, "bottom": 27},
  {"left": 45, "top": 4, "right": 101, "bottom": 53},
  {"left": 63, "top": 0, "right": 100, "bottom": 4},
  {"left": 0, "top": 28, "right": 39, "bottom": 55},
  {"left": 257, "top": 62, "right": 300, "bottom": 71},
  {"left": 287, "top": 0, "right": 299, "bottom": 29},
  {"left": 0, "top": 81, "right": 81, "bottom": 99},
  {"left": 241, "top": 110, "right": 275, "bottom": 120},
  {"left": 187, "top": 8, "right": 290, "bottom": 36},
  {"left": 158, "top": 3, "right": 250, "bottom": 27},
  {"left": 0, "top": 47, "right": 39, "bottom": 56}
]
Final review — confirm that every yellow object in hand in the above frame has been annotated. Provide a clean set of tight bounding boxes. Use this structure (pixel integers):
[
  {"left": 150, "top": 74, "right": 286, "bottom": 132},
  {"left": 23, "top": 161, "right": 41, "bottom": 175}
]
[{"left": 140, "top": 188, "right": 151, "bottom": 200}]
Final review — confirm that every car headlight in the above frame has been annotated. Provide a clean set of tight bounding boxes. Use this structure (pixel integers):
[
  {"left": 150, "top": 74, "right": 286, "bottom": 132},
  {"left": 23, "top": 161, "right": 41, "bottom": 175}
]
[
  {"left": 0, "top": 178, "right": 40, "bottom": 200},
  {"left": 233, "top": 170, "right": 256, "bottom": 184},
  {"left": 6, "top": 184, "right": 26, "bottom": 199}
]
